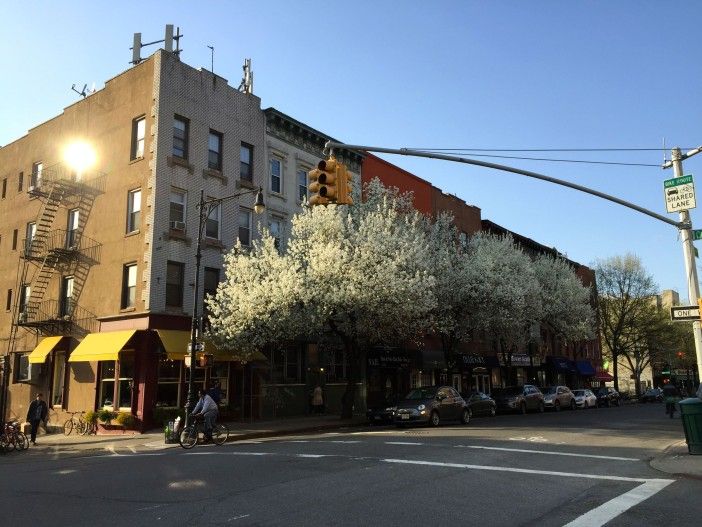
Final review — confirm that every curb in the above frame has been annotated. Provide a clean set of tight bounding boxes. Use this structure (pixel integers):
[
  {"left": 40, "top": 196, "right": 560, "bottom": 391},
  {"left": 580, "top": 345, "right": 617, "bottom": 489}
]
[{"left": 649, "top": 440, "right": 702, "bottom": 481}]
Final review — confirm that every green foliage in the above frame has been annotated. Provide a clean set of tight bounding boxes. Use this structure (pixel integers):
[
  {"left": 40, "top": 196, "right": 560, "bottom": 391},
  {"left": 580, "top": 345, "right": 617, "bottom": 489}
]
[
  {"left": 152, "top": 407, "right": 185, "bottom": 427},
  {"left": 115, "top": 412, "right": 135, "bottom": 428},
  {"left": 97, "top": 409, "right": 116, "bottom": 424},
  {"left": 83, "top": 410, "right": 98, "bottom": 425}
]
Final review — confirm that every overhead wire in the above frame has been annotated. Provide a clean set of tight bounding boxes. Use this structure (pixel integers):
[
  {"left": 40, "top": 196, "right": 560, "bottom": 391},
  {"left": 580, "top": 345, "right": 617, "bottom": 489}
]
[{"left": 410, "top": 150, "right": 661, "bottom": 167}]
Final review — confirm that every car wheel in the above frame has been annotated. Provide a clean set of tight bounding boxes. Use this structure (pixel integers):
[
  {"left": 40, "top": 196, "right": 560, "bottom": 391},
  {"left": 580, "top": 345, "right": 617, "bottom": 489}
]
[
  {"left": 461, "top": 408, "right": 471, "bottom": 425},
  {"left": 520, "top": 402, "right": 527, "bottom": 415},
  {"left": 489, "top": 406, "right": 496, "bottom": 417},
  {"left": 570, "top": 399, "right": 576, "bottom": 411},
  {"left": 555, "top": 400, "right": 561, "bottom": 412},
  {"left": 538, "top": 401, "right": 545, "bottom": 413},
  {"left": 583, "top": 401, "right": 589, "bottom": 409},
  {"left": 430, "top": 411, "right": 441, "bottom": 427},
  {"left": 606, "top": 400, "right": 611, "bottom": 408}
]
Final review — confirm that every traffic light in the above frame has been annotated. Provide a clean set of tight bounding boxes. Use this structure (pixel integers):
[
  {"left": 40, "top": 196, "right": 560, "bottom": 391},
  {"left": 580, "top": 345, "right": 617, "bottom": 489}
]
[{"left": 308, "top": 157, "right": 353, "bottom": 206}]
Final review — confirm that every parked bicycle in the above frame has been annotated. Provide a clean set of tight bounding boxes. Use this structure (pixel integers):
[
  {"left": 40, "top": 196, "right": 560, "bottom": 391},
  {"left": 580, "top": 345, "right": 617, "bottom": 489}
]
[
  {"left": 63, "top": 411, "right": 87, "bottom": 436},
  {"left": 2, "top": 421, "right": 29, "bottom": 452},
  {"left": 178, "top": 416, "right": 228, "bottom": 449}
]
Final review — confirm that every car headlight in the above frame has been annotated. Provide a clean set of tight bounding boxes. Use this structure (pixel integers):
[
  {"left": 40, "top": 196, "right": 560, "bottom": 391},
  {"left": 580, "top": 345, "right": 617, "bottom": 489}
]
[
  {"left": 385, "top": 407, "right": 396, "bottom": 412},
  {"left": 417, "top": 404, "right": 426, "bottom": 411}
]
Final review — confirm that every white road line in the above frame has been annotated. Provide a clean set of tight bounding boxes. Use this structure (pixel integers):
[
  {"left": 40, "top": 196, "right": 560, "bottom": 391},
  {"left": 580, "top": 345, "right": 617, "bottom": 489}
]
[
  {"left": 226, "top": 514, "right": 250, "bottom": 522},
  {"left": 284, "top": 440, "right": 310, "bottom": 443},
  {"left": 385, "top": 441, "right": 423, "bottom": 446},
  {"left": 456, "top": 445, "right": 639, "bottom": 461},
  {"left": 326, "top": 440, "right": 362, "bottom": 444},
  {"left": 297, "top": 454, "right": 332, "bottom": 458},
  {"left": 564, "top": 479, "right": 674, "bottom": 527}
]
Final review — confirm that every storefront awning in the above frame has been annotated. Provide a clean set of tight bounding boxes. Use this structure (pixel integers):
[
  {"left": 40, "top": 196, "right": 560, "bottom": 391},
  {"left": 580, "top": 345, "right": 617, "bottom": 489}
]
[
  {"left": 460, "top": 354, "right": 500, "bottom": 368},
  {"left": 28, "top": 336, "right": 66, "bottom": 364},
  {"left": 154, "top": 330, "right": 267, "bottom": 362},
  {"left": 594, "top": 368, "right": 614, "bottom": 382},
  {"left": 68, "top": 330, "right": 137, "bottom": 362},
  {"left": 547, "top": 356, "right": 576, "bottom": 374},
  {"left": 576, "top": 360, "right": 596, "bottom": 377}
]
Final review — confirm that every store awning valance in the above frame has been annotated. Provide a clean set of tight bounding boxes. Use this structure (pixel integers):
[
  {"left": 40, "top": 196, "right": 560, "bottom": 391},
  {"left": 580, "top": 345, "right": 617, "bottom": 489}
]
[
  {"left": 155, "top": 330, "right": 267, "bottom": 363},
  {"left": 576, "top": 360, "right": 596, "bottom": 377},
  {"left": 594, "top": 368, "right": 614, "bottom": 382},
  {"left": 68, "top": 330, "right": 137, "bottom": 362},
  {"left": 28, "top": 336, "right": 66, "bottom": 364}
]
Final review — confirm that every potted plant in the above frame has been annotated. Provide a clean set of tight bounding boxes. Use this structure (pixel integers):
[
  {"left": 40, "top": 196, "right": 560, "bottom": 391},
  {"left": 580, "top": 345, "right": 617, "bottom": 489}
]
[
  {"left": 115, "top": 412, "right": 135, "bottom": 429},
  {"left": 83, "top": 410, "right": 98, "bottom": 434},
  {"left": 98, "top": 409, "right": 116, "bottom": 425}
]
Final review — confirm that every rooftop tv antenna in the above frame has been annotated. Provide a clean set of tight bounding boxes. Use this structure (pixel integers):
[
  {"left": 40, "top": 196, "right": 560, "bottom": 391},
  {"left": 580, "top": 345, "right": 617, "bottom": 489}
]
[
  {"left": 207, "top": 45, "right": 214, "bottom": 73},
  {"left": 130, "top": 24, "right": 183, "bottom": 65},
  {"left": 71, "top": 84, "right": 88, "bottom": 98},
  {"left": 238, "top": 58, "right": 253, "bottom": 94}
]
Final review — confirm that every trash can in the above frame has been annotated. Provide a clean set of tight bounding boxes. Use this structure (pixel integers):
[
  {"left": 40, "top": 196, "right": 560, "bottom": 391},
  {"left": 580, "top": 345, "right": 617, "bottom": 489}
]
[{"left": 679, "top": 397, "right": 702, "bottom": 455}]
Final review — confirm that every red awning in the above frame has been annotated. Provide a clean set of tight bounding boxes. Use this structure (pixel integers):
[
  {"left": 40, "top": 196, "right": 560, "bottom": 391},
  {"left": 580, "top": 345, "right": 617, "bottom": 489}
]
[{"left": 594, "top": 368, "right": 614, "bottom": 382}]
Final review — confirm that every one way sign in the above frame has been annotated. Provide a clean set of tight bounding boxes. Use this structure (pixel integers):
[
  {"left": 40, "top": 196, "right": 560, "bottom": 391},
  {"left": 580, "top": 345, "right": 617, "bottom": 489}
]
[{"left": 670, "top": 305, "right": 701, "bottom": 321}]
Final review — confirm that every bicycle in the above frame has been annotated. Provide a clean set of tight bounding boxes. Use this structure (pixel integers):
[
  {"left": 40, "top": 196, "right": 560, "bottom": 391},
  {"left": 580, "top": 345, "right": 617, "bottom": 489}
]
[
  {"left": 178, "top": 416, "right": 228, "bottom": 449},
  {"left": 3, "top": 421, "right": 29, "bottom": 451},
  {"left": 63, "top": 411, "right": 88, "bottom": 436}
]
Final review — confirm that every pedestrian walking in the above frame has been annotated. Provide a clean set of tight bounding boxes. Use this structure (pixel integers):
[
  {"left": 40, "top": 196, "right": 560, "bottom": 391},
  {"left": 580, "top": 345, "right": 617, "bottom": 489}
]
[
  {"left": 312, "top": 385, "right": 324, "bottom": 414},
  {"left": 26, "top": 393, "right": 48, "bottom": 445}
]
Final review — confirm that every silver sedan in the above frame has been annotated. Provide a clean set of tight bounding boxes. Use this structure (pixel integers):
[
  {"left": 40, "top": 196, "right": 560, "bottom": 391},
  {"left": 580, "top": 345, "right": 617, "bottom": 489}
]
[{"left": 573, "top": 389, "right": 597, "bottom": 409}]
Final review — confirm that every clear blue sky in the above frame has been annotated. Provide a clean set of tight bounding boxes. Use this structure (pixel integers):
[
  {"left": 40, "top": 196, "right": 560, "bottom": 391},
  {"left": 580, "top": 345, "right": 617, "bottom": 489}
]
[{"left": 3, "top": 1, "right": 702, "bottom": 301}]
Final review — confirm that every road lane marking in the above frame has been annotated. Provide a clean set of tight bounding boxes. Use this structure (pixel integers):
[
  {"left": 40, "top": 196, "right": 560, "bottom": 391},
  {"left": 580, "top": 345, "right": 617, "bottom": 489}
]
[
  {"left": 297, "top": 454, "right": 332, "bottom": 458},
  {"left": 455, "top": 445, "right": 639, "bottom": 461},
  {"left": 564, "top": 479, "right": 674, "bottom": 527},
  {"left": 385, "top": 441, "right": 423, "bottom": 446},
  {"left": 226, "top": 514, "right": 250, "bottom": 522},
  {"left": 326, "top": 440, "right": 362, "bottom": 444}
]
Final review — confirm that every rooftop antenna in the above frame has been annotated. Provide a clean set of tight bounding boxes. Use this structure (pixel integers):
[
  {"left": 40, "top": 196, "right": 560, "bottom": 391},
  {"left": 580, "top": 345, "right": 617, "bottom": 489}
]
[
  {"left": 71, "top": 84, "right": 87, "bottom": 98},
  {"left": 130, "top": 24, "right": 183, "bottom": 65},
  {"left": 238, "top": 58, "right": 253, "bottom": 94},
  {"left": 207, "top": 45, "right": 214, "bottom": 73},
  {"left": 662, "top": 137, "right": 668, "bottom": 166}
]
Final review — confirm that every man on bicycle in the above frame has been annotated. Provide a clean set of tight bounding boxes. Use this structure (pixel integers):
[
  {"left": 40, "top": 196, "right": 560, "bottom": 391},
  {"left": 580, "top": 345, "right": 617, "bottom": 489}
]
[{"left": 191, "top": 389, "right": 218, "bottom": 441}]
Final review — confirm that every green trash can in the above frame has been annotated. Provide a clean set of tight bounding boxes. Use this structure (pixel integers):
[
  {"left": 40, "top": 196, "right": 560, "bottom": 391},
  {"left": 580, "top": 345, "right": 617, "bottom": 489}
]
[{"left": 679, "top": 397, "right": 702, "bottom": 455}]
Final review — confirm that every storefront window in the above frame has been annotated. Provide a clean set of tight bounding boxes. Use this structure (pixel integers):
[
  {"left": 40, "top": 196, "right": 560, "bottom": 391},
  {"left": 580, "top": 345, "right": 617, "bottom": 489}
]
[
  {"left": 99, "top": 361, "right": 116, "bottom": 408},
  {"left": 491, "top": 368, "right": 502, "bottom": 389},
  {"left": 211, "top": 362, "right": 229, "bottom": 404},
  {"left": 118, "top": 357, "right": 135, "bottom": 409},
  {"left": 156, "top": 359, "right": 181, "bottom": 408},
  {"left": 325, "top": 349, "right": 347, "bottom": 383},
  {"left": 52, "top": 352, "right": 66, "bottom": 407},
  {"left": 270, "top": 347, "right": 305, "bottom": 384}
]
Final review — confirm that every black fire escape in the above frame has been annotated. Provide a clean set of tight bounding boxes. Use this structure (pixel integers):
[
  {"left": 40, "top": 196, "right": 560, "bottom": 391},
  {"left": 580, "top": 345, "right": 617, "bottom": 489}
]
[{"left": 8, "top": 162, "right": 105, "bottom": 352}]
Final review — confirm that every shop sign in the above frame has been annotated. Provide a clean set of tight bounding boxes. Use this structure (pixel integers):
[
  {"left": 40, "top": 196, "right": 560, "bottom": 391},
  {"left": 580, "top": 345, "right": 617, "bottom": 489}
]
[
  {"left": 367, "top": 348, "right": 411, "bottom": 368},
  {"left": 461, "top": 354, "right": 488, "bottom": 366},
  {"left": 499, "top": 354, "right": 533, "bottom": 367}
]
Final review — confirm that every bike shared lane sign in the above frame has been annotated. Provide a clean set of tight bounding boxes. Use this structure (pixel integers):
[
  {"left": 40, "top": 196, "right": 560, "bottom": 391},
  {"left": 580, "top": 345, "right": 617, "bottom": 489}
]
[{"left": 664, "top": 174, "right": 696, "bottom": 213}]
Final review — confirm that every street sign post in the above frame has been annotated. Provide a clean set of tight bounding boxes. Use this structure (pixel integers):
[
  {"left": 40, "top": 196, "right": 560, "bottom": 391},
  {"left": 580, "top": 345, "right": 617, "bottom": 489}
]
[
  {"left": 671, "top": 305, "right": 701, "bottom": 321},
  {"left": 664, "top": 174, "right": 696, "bottom": 213}
]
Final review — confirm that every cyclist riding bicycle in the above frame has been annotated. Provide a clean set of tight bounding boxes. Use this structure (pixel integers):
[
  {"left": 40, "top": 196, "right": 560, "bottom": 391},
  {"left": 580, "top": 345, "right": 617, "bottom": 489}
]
[{"left": 191, "top": 389, "right": 218, "bottom": 441}]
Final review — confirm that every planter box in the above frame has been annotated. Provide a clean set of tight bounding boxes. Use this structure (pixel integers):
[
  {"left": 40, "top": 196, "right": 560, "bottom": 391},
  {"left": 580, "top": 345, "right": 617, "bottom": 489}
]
[{"left": 97, "top": 423, "right": 139, "bottom": 436}]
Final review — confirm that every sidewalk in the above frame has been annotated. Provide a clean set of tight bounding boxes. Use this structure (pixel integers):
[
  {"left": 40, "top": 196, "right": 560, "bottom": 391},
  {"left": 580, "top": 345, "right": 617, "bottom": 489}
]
[
  {"left": 650, "top": 439, "right": 702, "bottom": 479},
  {"left": 18, "top": 414, "right": 369, "bottom": 455}
]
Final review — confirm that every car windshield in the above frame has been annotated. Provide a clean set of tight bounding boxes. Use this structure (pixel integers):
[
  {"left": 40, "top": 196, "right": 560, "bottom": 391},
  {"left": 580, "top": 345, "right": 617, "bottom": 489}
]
[
  {"left": 573, "top": 390, "right": 585, "bottom": 396},
  {"left": 542, "top": 386, "right": 557, "bottom": 395},
  {"left": 492, "top": 387, "right": 522, "bottom": 397},
  {"left": 404, "top": 388, "right": 436, "bottom": 400}
]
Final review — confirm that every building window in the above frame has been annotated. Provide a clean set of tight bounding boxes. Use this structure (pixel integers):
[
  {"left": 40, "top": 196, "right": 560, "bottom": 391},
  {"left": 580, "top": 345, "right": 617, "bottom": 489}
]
[
  {"left": 169, "top": 188, "right": 187, "bottom": 229},
  {"left": 240, "top": 143, "right": 253, "bottom": 182},
  {"left": 18, "top": 172, "right": 23, "bottom": 193},
  {"left": 173, "top": 115, "right": 189, "bottom": 159},
  {"left": 156, "top": 359, "right": 181, "bottom": 408},
  {"left": 14, "top": 353, "right": 30, "bottom": 382},
  {"left": 99, "top": 361, "right": 116, "bottom": 408},
  {"left": 99, "top": 357, "right": 135, "bottom": 410},
  {"left": 325, "top": 349, "right": 347, "bottom": 383},
  {"left": 25, "top": 222, "right": 36, "bottom": 256},
  {"left": 1, "top": 178, "right": 6, "bottom": 199},
  {"left": 118, "top": 357, "right": 135, "bottom": 409},
  {"left": 208, "top": 130, "right": 223, "bottom": 171},
  {"left": 297, "top": 169, "right": 308, "bottom": 202},
  {"left": 203, "top": 267, "right": 220, "bottom": 330},
  {"left": 127, "top": 189, "right": 141, "bottom": 233},
  {"left": 19, "top": 284, "right": 30, "bottom": 314},
  {"left": 205, "top": 202, "right": 221, "bottom": 239},
  {"left": 269, "top": 219, "right": 281, "bottom": 250},
  {"left": 12, "top": 229, "right": 18, "bottom": 251},
  {"left": 131, "top": 116, "right": 146, "bottom": 160},
  {"left": 52, "top": 352, "right": 67, "bottom": 407},
  {"left": 166, "top": 261, "right": 184, "bottom": 308},
  {"left": 211, "top": 362, "right": 229, "bottom": 404},
  {"left": 238, "top": 209, "right": 252, "bottom": 246},
  {"left": 271, "top": 347, "right": 305, "bottom": 384},
  {"left": 59, "top": 276, "right": 74, "bottom": 317},
  {"left": 6, "top": 289, "right": 12, "bottom": 311},
  {"left": 122, "top": 263, "right": 137, "bottom": 309},
  {"left": 67, "top": 209, "right": 79, "bottom": 249},
  {"left": 31, "top": 162, "right": 42, "bottom": 189},
  {"left": 270, "top": 158, "right": 282, "bottom": 194}
]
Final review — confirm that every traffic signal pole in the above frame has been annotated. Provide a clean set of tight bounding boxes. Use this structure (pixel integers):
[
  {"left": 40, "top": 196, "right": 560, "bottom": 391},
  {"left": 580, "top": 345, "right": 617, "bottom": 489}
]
[
  {"left": 666, "top": 147, "right": 702, "bottom": 391},
  {"left": 325, "top": 140, "right": 702, "bottom": 392}
]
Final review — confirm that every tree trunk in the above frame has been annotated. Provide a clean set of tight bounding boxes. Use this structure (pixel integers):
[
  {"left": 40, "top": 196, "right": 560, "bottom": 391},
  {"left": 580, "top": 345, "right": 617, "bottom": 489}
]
[
  {"left": 340, "top": 338, "right": 358, "bottom": 420},
  {"left": 613, "top": 349, "right": 619, "bottom": 392}
]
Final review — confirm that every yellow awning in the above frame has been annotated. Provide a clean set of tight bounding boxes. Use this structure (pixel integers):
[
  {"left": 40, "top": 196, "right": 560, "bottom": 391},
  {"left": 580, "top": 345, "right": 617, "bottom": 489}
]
[
  {"left": 154, "top": 330, "right": 262, "bottom": 362},
  {"left": 28, "top": 336, "right": 65, "bottom": 364},
  {"left": 68, "top": 330, "right": 137, "bottom": 362}
]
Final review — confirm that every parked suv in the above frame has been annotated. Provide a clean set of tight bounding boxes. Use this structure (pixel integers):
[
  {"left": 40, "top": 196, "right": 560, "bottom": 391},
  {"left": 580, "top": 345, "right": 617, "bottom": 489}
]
[
  {"left": 492, "top": 385, "right": 545, "bottom": 414},
  {"left": 542, "top": 386, "right": 576, "bottom": 411},
  {"left": 595, "top": 387, "right": 620, "bottom": 407}
]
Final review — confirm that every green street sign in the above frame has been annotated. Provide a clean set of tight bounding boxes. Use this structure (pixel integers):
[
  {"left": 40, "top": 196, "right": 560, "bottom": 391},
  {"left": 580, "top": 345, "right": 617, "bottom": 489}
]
[
  {"left": 664, "top": 174, "right": 696, "bottom": 213},
  {"left": 694, "top": 230, "right": 702, "bottom": 241},
  {"left": 664, "top": 174, "right": 693, "bottom": 188}
]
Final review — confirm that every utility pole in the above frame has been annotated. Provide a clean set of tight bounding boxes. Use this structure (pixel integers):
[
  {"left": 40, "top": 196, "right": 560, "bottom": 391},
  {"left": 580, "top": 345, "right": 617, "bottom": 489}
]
[{"left": 667, "top": 146, "right": 702, "bottom": 392}]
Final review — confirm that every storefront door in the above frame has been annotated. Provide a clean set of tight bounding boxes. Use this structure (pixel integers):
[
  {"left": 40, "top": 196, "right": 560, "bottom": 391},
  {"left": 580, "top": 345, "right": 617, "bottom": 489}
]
[
  {"left": 452, "top": 374, "right": 462, "bottom": 393},
  {"left": 473, "top": 374, "right": 489, "bottom": 394}
]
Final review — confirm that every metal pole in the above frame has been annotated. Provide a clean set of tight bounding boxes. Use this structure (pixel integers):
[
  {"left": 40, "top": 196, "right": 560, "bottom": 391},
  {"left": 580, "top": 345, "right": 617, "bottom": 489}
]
[
  {"left": 185, "top": 190, "right": 206, "bottom": 428},
  {"left": 671, "top": 148, "right": 702, "bottom": 390}
]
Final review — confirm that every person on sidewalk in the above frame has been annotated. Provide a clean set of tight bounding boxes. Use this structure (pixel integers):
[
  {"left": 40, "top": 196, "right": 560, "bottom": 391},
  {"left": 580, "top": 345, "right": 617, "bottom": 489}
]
[
  {"left": 191, "top": 389, "right": 218, "bottom": 441},
  {"left": 312, "top": 385, "right": 324, "bottom": 414},
  {"left": 26, "top": 393, "right": 48, "bottom": 445}
]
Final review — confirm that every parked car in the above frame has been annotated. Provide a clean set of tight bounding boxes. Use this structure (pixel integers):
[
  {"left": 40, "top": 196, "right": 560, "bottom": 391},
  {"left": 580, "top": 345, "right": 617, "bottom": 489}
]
[
  {"left": 572, "top": 389, "right": 597, "bottom": 409},
  {"left": 394, "top": 386, "right": 470, "bottom": 427},
  {"left": 461, "top": 391, "right": 497, "bottom": 417},
  {"left": 595, "top": 387, "right": 620, "bottom": 407},
  {"left": 366, "top": 396, "right": 398, "bottom": 424},
  {"left": 640, "top": 388, "right": 663, "bottom": 403},
  {"left": 542, "top": 386, "right": 576, "bottom": 411},
  {"left": 492, "top": 385, "right": 545, "bottom": 414}
]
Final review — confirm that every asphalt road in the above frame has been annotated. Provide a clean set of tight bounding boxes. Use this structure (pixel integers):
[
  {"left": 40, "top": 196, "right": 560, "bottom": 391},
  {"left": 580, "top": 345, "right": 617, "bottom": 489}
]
[{"left": 2, "top": 404, "right": 701, "bottom": 526}]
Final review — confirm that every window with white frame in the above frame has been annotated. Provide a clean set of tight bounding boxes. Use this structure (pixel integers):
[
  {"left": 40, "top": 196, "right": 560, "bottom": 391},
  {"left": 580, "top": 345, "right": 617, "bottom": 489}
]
[
  {"left": 238, "top": 208, "right": 252, "bottom": 246},
  {"left": 173, "top": 115, "right": 189, "bottom": 159},
  {"left": 59, "top": 276, "right": 74, "bottom": 317},
  {"left": 67, "top": 209, "right": 79, "bottom": 249},
  {"left": 121, "top": 263, "right": 137, "bottom": 309},
  {"left": 240, "top": 143, "right": 253, "bottom": 181},
  {"left": 269, "top": 158, "right": 282, "bottom": 194},
  {"left": 52, "top": 352, "right": 66, "bottom": 407},
  {"left": 14, "top": 353, "right": 30, "bottom": 382},
  {"left": 127, "top": 189, "right": 141, "bottom": 233},
  {"left": 268, "top": 219, "right": 281, "bottom": 249},
  {"left": 169, "top": 189, "right": 186, "bottom": 229},
  {"left": 205, "top": 202, "right": 221, "bottom": 239},
  {"left": 297, "top": 168, "right": 308, "bottom": 202},
  {"left": 19, "top": 284, "right": 30, "bottom": 315},
  {"left": 131, "top": 116, "right": 146, "bottom": 160},
  {"left": 25, "top": 222, "right": 36, "bottom": 255},
  {"left": 208, "top": 130, "right": 223, "bottom": 171},
  {"left": 31, "top": 162, "right": 42, "bottom": 189}
]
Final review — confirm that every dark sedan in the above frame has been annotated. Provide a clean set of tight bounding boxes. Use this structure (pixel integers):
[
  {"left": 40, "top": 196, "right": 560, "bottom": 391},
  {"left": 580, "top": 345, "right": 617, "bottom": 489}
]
[
  {"left": 492, "top": 385, "right": 545, "bottom": 414},
  {"left": 394, "top": 386, "right": 470, "bottom": 427},
  {"left": 595, "top": 387, "right": 620, "bottom": 407},
  {"left": 461, "top": 391, "right": 497, "bottom": 417}
]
